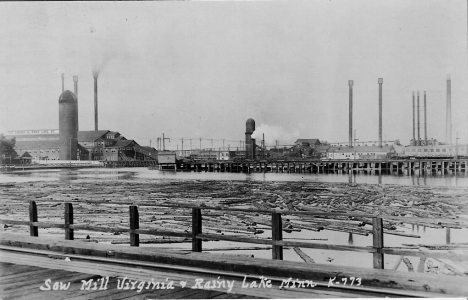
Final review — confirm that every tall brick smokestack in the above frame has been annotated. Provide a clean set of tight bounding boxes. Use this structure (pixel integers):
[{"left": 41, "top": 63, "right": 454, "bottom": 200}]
[
  {"left": 93, "top": 71, "right": 98, "bottom": 131},
  {"left": 417, "top": 91, "right": 420, "bottom": 146},
  {"left": 424, "top": 91, "right": 427, "bottom": 145},
  {"left": 349, "top": 80, "right": 353, "bottom": 147},
  {"left": 446, "top": 74, "right": 452, "bottom": 144},
  {"left": 73, "top": 76, "right": 79, "bottom": 131},
  {"left": 412, "top": 92, "right": 415, "bottom": 146},
  {"left": 378, "top": 78, "right": 383, "bottom": 148}
]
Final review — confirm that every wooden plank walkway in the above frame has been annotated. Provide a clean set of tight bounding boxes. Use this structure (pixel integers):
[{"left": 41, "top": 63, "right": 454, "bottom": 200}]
[
  {"left": 0, "top": 232, "right": 466, "bottom": 298},
  {"left": 0, "top": 250, "right": 373, "bottom": 299},
  {"left": 0, "top": 262, "right": 233, "bottom": 299},
  {"left": 0, "top": 256, "right": 256, "bottom": 300}
]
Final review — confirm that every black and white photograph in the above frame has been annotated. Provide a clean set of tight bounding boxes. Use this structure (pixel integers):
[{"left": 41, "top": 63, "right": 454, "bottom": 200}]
[{"left": 1, "top": 0, "right": 468, "bottom": 299}]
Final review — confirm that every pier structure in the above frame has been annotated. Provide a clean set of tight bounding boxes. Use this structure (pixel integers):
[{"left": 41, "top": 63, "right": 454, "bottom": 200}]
[{"left": 174, "top": 158, "right": 468, "bottom": 174}]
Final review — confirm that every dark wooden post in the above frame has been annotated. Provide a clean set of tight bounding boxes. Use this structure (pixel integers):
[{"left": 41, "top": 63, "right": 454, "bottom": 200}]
[
  {"left": 272, "top": 212, "right": 283, "bottom": 260},
  {"left": 192, "top": 208, "right": 202, "bottom": 252},
  {"left": 64, "top": 203, "right": 74, "bottom": 240},
  {"left": 372, "top": 217, "right": 384, "bottom": 269},
  {"left": 29, "top": 200, "right": 38, "bottom": 237},
  {"left": 129, "top": 205, "right": 139, "bottom": 247}
]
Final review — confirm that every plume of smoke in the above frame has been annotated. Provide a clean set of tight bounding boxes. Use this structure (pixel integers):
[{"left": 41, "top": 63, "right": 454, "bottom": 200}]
[
  {"left": 89, "top": 26, "right": 125, "bottom": 77},
  {"left": 251, "top": 124, "right": 300, "bottom": 146}
]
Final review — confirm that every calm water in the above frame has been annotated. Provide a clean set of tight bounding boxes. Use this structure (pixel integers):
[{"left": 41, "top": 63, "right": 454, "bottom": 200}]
[
  {"left": 1, "top": 167, "right": 468, "bottom": 187},
  {"left": 1, "top": 167, "right": 467, "bottom": 269}
]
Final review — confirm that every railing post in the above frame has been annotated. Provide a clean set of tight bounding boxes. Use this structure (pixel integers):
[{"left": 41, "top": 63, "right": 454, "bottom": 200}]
[
  {"left": 272, "top": 212, "right": 283, "bottom": 260},
  {"left": 129, "top": 205, "right": 139, "bottom": 247},
  {"left": 65, "top": 203, "right": 74, "bottom": 240},
  {"left": 29, "top": 200, "right": 38, "bottom": 237},
  {"left": 372, "top": 217, "right": 384, "bottom": 269},
  {"left": 192, "top": 208, "right": 202, "bottom": 252}
]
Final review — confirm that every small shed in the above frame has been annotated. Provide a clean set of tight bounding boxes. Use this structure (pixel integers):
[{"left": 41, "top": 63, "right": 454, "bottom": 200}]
[{"left": 158, "top": 152, "right": 177, "bottom": 170}]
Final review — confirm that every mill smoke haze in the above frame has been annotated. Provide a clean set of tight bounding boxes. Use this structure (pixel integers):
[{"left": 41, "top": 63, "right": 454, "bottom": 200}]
[
  {"left": 251, "top": 124, "right": 300, "bottom": 146},
  {"left": 89, "top": 26, "right": 121, "bottom": 78}
]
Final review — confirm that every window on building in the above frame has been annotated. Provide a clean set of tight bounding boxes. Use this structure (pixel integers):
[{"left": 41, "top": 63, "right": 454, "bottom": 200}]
[
  {"left": 436, "top": 149, "right": 440, "bottom": 152},
  {"left": 430, "top": 149, "right": 434, "bottom": 152},
  {"left": 424, "top": 149, "right": 428, "bottom": 152},
  {"left": 442, "top": 149, "right": 446, "bottom": 152}
]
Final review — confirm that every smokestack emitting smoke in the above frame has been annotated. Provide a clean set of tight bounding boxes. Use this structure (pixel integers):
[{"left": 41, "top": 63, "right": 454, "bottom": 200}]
[
  {"left": 93, "top": 71, "right": 98, "bottom": 131},
  {"left": 378, "top": 78, "right": 383, "bottom": 148},
  {"left": 61, "top": 73, "right": 64, "bottom": 93},
  {"left": 73, "top": 76, "right": 79, "bottom": 131},
  {"left": 412, "top": 92, "right": 415, "bottom": 146},
  {"left": 424, "top": 91, "right": 427, "bottom": 145},
  {"left": 349, "top": 80, "right": 353, "bottom": 147},
  {"left": 446, "top": 74, "right": 452, "bottom": 144},
  {"left": 417, "top": 91, "right": 420, "bottom": 146}
]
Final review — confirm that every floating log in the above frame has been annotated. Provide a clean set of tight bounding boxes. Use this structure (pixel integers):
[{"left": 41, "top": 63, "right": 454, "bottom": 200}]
[
  {"left": 393, "top": 255, "right": 404, "bottom": 270},
  {"left": 381, "top": 230, "right": 421, "bottom": 238},
  {"left": 403, "top": 243, "right": 468, "bottom": 250},
  {"left": 204, "top": 246, "right": 272, "bottom": 251},
  {"left": 293, "top": 247, "right": 315, "bottom": 263},
  {"left": 402, "top": 257, "right": 414, "bottom": 272}
]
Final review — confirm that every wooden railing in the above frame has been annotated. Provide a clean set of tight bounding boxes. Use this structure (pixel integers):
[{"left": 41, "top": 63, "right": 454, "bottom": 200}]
[{"left": 2, "top": 200, "right": 467, "bottom": 270}]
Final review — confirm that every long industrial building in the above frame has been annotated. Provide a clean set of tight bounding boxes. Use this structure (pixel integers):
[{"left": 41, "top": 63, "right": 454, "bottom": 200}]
[
  {"left": 5, "top": 129, "right": 158, "bottom": 162},
  {"left": 5, "top": 86, "right": 157, "bottom": 163}
]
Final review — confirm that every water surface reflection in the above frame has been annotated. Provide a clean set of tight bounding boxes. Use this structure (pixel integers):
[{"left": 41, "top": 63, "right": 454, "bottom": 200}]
[{"left": 2, "top": 167, "right": 468, "bottom": 187}]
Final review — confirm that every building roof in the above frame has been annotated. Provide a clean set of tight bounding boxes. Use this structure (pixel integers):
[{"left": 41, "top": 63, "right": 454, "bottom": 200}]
[
  {"left": 295, "top": 139, "right": 321, "bottom": 145},
  {"left": 106, "top": 131, "right": 121, "bottom": 138},
  {"left": 15, "top": 150, "right": 32, "bottom": 158},
  {"left": 106, "top": 139, "right": 138, "bottom": 148},
  {"left": 315, "top": 144, "right": 331, "bottom": 152},
  {"left": 332, "top": 145, "right": 393, "bottom": 153},
  {"left": 140, "top": 146, "right": 157, "bottom": 152},
  {"left": 77, "top": 130, "right": 110, "bottom": 142}
]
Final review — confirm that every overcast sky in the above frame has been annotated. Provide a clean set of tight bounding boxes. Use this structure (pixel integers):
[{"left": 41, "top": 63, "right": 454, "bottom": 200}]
[{"left": 0, "top": 1, "right": 467, "bottom": 150}]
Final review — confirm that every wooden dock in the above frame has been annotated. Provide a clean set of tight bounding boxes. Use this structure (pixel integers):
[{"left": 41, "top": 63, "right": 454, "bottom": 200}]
[
  {"left": 0, "top": 232, "right": 467, "bottom": 298},
  {"left": 169, "top": 158, "right": 468, "bottom": 174}
]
